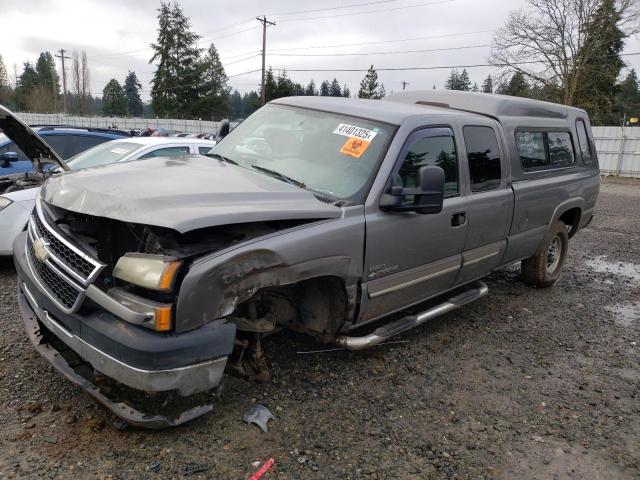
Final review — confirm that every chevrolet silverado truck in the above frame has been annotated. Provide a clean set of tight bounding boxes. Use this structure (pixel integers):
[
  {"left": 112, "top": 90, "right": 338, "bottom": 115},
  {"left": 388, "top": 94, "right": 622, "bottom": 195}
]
[{"left": 3, "top": 91, "right": 599, "bottom": 427}]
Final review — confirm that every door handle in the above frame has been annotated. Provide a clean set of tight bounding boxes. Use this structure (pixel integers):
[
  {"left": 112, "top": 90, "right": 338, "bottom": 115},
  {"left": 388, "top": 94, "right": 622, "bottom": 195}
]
[{"left": 451, "top": 212, "right": 467, "bottom": 227}]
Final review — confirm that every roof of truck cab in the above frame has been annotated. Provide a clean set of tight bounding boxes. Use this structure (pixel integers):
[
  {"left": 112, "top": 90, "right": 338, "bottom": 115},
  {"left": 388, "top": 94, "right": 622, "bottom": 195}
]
[
  {"left": 385, "top": 90, "right": 587, "bottom": 120},
  {"left": 271, "top": 95, "right": 469, "bottom": 125}
]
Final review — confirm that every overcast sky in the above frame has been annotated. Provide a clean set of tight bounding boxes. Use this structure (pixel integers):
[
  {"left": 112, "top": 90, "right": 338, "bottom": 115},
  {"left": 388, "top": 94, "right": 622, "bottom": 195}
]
[{"left": 1, "top": 0, "right": 639, "bottom": 101}]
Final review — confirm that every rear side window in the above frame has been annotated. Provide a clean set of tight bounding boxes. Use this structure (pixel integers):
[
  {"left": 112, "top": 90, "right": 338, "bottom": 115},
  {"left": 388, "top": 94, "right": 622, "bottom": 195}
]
[
  {"left": 198, "top": 146, "right": 213, "bottom": 155},
  {"left": 547, "top": 132, "right": 573, "bottom": 167},
  {"left": 398, "top": 133, "right": 459, "bottom": 197},
  {"left": 67, "top": 135, "right": 111, "bottom": 157},
  {"left": 575, "top": 120, "right": 592, "bottom": 164},
  {"left": 516, "top": 130, "right": 574, "bottom": 171},
  {"left": 463, "top": 126, "right": 502, "bottom": 192},
  {"left": 139, "top": 146, "right": 190, "bottom": 159}
]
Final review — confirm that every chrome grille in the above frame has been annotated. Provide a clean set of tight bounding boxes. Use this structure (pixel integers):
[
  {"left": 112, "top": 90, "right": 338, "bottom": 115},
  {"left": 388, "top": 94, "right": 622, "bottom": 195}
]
[
  {"left": 32, "top": 214, "right": 95, "bottom": 278},
  {"left": 27, "top": 239, "right": 82, "bottom": 310},
  {"left": 30, "top": 202, "right": 103, "bottom": 286}
]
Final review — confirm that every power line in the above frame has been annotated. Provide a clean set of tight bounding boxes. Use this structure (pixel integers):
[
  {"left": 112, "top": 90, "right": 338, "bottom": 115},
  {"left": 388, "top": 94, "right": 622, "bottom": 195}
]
[
  {"left": 268, "top": 29, "right": 496, "bottom": 52},
  {"left": 276, "top": 0, "right": 455, "bottom": 22},
  {"left": 270, "top": 52, "right": 640, "bottom": 73},
  {"left": 140, "top": 68, "right": 262, "bottom": 93},
  {"left": 270, "top": 44, "right": 492, "bottom": 57},
  {"left": 265, "top": 0, "right": 398, "bottom": 16}
]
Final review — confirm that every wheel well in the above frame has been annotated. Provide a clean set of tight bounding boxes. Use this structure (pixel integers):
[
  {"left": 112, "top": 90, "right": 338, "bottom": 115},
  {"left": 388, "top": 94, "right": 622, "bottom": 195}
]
[
  {"left": 558, "top": 207, "right": 581, "bottom": 237},
  {"left": 232, "top": 275, "right": 349, "bottom": 335}
]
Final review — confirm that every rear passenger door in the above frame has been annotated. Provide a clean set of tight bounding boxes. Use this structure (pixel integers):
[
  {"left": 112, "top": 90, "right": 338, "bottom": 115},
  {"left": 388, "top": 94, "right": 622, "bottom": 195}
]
[{"left": 455, "top": 124, "right": 513, "bottom": 284}]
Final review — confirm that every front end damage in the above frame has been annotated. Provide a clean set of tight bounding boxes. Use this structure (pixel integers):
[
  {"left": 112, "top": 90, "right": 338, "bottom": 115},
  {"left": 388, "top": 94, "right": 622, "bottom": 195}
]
[{"left": 14, "top": 192, "right": 350, "bottom": 427}]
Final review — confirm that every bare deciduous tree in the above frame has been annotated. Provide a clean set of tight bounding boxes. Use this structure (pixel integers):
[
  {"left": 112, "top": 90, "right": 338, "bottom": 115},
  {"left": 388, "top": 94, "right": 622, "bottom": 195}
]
[
  {"left": 490, "top": 0, "right": 639, "bottom": 105},
  {"left": 71, "top": 50, "right": 92, "bottom": 114}
]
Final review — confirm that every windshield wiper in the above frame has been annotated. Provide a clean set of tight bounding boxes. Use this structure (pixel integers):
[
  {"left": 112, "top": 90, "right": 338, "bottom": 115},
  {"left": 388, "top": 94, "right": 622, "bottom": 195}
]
[
  {"left": 207, "top": 152, "right": 238, "bottom": 165},
  {"left": 250, "top": 164, "right": 306, "bottom": 188}
]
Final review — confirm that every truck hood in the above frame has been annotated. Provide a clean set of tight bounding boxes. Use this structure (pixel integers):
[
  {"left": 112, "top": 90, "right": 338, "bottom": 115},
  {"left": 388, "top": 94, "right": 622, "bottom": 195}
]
[
  {"left": 41, "top": 156, "right": 342, "bottom": 232},
  {"left": 0, "top": 105, "right": 68, "bottom": 172}
]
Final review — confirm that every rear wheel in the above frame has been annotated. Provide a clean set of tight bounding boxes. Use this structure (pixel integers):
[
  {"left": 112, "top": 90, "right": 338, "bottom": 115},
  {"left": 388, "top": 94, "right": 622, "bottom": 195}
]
[{"left": 521, "top": 221, "right": 569, "bottom": 287}]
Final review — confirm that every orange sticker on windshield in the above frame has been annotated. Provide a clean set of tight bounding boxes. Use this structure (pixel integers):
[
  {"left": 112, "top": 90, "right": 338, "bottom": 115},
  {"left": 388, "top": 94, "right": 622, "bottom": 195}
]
[{"left": 340, "top": 136, "right": 371, "bottom": 158}]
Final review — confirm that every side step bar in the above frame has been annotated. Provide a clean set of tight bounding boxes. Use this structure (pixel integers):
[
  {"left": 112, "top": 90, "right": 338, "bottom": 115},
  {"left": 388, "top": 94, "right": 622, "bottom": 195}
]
[{"left": 334, "top": 281, "right": 489, "bottom": 350}]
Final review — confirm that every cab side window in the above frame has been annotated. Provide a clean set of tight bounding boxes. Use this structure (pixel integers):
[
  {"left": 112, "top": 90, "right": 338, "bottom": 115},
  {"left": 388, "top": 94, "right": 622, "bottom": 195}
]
[
  {"left": 463, "top": 126, "right": 502, "bottom": 192},
  {"left": 575, "top": 120, "right": 592, "bottom": 164},
  {"left": 397, "top": 131, "right": 458, "bottom": 197},
  {"left": 516, "top": 130, "right": 575, "bottom": 170}
]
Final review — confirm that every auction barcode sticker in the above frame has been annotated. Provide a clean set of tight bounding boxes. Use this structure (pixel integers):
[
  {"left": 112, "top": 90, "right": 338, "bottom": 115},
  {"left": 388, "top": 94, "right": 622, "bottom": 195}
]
[{"left": 333, "top": 123, "right": 378, "bottom": 141}]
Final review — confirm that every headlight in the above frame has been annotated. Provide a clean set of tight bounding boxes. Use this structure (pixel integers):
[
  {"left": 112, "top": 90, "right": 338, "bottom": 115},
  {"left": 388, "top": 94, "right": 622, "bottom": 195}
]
[
  {"left": 113, "top": 254, "right": 182, "bottom": 292},
  {"left": 0, "top": 196, "right": 13, "bottom": 212}
]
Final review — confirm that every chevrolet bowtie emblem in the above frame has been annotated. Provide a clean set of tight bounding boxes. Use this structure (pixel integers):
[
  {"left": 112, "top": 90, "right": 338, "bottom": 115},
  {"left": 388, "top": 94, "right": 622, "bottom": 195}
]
[{"left": 33, "top": 238, "right": 49, "bottom": 263}]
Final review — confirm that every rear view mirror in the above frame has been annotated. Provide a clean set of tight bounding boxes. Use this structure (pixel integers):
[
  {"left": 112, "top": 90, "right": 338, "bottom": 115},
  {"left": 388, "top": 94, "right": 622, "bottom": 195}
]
[
  {"left": 1, "top": 151, "right": 18, "bottom": 168},
  {"left": 379, "top": 166, "right": 445, "bottom": 214}
]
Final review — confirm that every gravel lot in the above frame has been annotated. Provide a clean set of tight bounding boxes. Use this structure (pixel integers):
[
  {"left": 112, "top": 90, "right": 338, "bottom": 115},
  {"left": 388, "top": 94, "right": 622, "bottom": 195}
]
[{"left": 0, "top": 178, "right": 638, "bottom": 479}]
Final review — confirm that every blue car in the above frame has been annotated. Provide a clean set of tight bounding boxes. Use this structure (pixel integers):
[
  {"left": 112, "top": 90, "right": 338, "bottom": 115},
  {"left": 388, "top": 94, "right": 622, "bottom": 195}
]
[{"left": 0, "top": 126, "right": 129, "bottom": 175}]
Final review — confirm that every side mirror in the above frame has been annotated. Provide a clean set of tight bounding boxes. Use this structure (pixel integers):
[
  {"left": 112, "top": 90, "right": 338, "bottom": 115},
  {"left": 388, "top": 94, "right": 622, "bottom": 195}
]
[
  {"left": 218, "top": 119, "right": 230, "bottom": 139},
  {"left": 1, "top": 152, "right": 18, "bottom": 168},
  {"left": 379, "top": 166, "right": 445, "bottom": 214}
]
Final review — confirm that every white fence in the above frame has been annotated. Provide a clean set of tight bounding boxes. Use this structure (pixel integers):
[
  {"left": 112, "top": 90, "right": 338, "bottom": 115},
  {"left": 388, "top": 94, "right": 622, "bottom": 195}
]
[
  {"left": 592, "top": 126, "right": 640, "bottom": 178},
  {"left": 15, "top": 112, "right": 222, "bottom": 135}
]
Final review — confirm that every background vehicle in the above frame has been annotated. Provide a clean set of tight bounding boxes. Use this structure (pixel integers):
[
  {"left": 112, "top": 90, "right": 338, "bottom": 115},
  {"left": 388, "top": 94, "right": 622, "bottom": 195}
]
[
  {"left": 0, "top": 126, "right": 129, "bottom": 175},
  {"left": 6, "top": 93, "right": 599, "bottom": 427},
  {"left": 0, "top": 136, "right": 217, "bottom": 256}
]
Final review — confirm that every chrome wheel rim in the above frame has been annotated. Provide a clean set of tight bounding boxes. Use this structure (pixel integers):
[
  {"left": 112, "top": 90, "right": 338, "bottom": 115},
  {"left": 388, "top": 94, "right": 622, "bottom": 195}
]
[{"left": 546, "top": 236, "right": 561, "bottom": 273}]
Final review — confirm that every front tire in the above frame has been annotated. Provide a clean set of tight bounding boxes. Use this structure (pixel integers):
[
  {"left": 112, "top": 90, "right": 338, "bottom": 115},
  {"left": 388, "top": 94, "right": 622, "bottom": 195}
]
[{"left": 521, "top": 221, "right": 569, "bottom": 288}]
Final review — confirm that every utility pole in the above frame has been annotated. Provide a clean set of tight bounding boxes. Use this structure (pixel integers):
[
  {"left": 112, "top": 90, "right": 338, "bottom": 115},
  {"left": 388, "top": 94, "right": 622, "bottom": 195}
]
[
  {"left": 55, "top": 49, "right": 71, "bottom": 114},
  {"left": 401, "top": 80, "right": 409, "bottom": 91},
  {"left": 256, "top": 16, "right": 276, "bottom": 106}
]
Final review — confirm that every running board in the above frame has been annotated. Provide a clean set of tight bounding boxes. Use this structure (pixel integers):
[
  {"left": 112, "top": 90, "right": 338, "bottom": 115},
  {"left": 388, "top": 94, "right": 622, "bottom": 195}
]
[{"left": 334, "top": 281, "right": 489, "bottom": 350}]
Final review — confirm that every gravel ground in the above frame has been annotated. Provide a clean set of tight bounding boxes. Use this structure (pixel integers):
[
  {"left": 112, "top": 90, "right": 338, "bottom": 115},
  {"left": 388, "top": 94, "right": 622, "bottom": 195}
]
[{"left": 0, "top": 178, "right": 638, "bottom": 480}]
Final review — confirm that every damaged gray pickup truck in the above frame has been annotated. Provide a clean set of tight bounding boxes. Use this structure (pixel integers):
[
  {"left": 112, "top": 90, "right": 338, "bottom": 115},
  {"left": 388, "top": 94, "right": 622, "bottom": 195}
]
[{"left": 4, "top": 91, "right": 599, "bottom": 427}]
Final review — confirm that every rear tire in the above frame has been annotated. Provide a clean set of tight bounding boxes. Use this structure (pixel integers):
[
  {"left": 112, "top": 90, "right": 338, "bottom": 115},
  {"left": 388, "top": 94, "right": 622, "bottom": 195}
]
[{"left": 521, "top": 221, "right": 569, "bottom": 288}]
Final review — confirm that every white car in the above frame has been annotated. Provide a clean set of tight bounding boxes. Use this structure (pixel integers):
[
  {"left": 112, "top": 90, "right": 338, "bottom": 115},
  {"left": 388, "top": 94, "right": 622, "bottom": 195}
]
[{"left": 0, "top": 137, "right": 217, "bottom": 255}]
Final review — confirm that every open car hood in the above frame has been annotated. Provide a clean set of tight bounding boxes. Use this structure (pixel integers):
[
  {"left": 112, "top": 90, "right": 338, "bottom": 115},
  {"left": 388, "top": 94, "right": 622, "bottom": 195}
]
[{"left": 0, "top": 104, "right": 68, "bottom": 172}]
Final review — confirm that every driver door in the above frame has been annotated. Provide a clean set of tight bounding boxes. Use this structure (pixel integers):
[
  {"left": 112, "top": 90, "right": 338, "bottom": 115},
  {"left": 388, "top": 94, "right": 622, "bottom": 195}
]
[{"left": 361, "top": 127, "right": 468, "bottom": 323}]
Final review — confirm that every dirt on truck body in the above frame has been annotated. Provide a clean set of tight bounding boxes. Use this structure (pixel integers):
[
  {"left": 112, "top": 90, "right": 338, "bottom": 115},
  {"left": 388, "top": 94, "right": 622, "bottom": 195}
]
[{"left": 0, "top": 91, "right": 600, "bottom": 427}]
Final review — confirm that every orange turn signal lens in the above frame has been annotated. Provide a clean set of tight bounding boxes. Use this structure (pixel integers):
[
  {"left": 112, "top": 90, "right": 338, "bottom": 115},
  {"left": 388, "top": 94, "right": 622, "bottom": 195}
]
[
  {"left": 159, "top": 260, "right": 182, "bottom": 292},
  {"left": 154, "top": 305, "right": 173, "bottom": 332}
]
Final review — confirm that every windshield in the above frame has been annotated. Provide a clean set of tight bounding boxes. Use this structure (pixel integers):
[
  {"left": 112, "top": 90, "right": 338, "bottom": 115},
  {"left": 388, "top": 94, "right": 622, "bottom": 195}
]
[
  {"left": 66, "top": 141, "right": 143, "bottom": 170},
  {"left": 210, "top": 104, "right": 394, "bottom": 199}
]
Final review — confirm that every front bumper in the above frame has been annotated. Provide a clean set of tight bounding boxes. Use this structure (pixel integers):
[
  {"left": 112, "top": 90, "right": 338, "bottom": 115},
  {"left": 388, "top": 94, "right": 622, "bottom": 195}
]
[{"left": 13, "top": 231, "right": 236, "bottom": 427}]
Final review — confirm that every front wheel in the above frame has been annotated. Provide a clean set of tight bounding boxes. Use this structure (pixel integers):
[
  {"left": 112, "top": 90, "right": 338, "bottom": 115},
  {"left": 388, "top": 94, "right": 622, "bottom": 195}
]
[{"left": 521, "top": 221, "right": 569, "bottom": 288}]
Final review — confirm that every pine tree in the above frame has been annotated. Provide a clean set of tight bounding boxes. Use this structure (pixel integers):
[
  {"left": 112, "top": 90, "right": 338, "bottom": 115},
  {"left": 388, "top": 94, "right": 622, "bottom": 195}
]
[
  {"left": 496, "top": 71, "right": 530, "bottom": 97},
  {"left": 242, "top": 91, "right": 260, "bottom": 116},
  {"left": 329, "top": 78, "right": 342, "bottom": 97},
  {"left": 320, "top": 80, "right": 330, "bottom": 96},
  {"left": 343, "top": 84, "right": 351, "bottom": 98},
  {"left": 358, "top": 65, "right": 384, "bottom": 99},
  {"left": 150, "top": 2, "right": 202, "bottom": 117},
  {"left": 305, "top": 80, "right": 318, "bottom": 96},
  {"left": 481, "top": 75, "right": 493, "bottom": 93},
  {"left": 275, "top": 69, "right": 295, "bottom": 98},
  {"left": 616, "top": 69, "right": 640, "bottom": 119},
  {"left": 261, "top": 67, "right": 277, "bottom": 102},
  {"left": 471, "top": 82, "right": 479, "bottom": 92},
  {"left": 197, "top": 43, "right": 230, "bottom": 118},
  {"left": 445, "top": 69, "right": 460, "bottom": 90},
  {"left": 572, "top": 0, "right": 625, "bottom": 123},
  {"left": 124, "top": 71, "right": 143, "bottom": 117},
  {"left": 15, "top": 62, "right": 38, "bottom": 110},
  {"left": 102, "top": 79, "right": 127, "bottom": 116},
  {"left": 230, "top": 89, "right": 243, "bottom": 118},
  {"left": 459, "top": 69, "right": 471, "bottom": 91}
]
